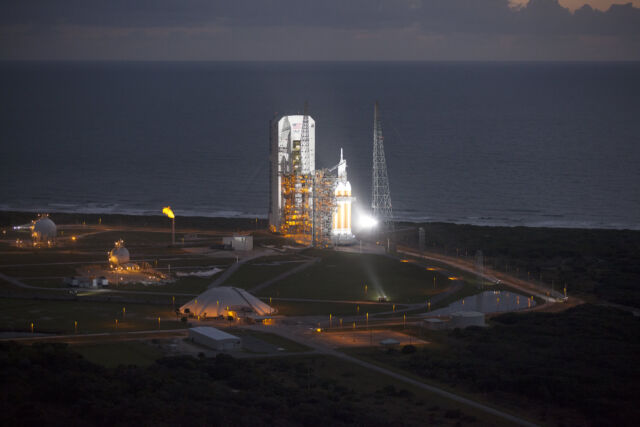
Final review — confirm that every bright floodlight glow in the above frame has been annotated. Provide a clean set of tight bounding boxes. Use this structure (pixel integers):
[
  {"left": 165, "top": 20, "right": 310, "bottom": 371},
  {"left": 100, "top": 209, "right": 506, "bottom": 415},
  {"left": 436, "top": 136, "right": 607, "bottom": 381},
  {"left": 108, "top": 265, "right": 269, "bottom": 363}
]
[{"left": 358, "top": 214, "right": 378, "bottom": 229}]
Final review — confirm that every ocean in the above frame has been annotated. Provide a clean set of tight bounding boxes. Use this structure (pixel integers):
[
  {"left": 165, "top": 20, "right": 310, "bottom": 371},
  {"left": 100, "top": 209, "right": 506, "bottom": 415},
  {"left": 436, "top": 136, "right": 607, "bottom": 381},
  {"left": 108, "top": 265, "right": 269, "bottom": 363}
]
[{"left": 1, "top": 61, "right": 639, "bottom": 229}]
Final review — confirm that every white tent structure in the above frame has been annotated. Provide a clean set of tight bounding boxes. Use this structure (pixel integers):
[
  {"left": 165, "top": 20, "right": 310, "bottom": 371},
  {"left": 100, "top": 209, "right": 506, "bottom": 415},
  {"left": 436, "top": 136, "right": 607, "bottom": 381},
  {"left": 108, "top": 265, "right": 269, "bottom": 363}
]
[{"left": 180, "top": 286, "right": 275, "bottom": 318}]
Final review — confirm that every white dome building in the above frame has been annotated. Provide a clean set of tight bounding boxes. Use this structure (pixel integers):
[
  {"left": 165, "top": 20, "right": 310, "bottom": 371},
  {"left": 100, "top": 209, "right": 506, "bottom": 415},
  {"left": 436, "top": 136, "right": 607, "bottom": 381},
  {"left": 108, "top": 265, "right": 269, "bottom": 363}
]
[
  {"left": 31, "top": 217, "right": 56, "bottom": 242},
  {"left": 181, "top": 287, "right": 275, "bottom": 318},
  {"left": 109, "top": 240, "right": 130, "bottom": 265}
]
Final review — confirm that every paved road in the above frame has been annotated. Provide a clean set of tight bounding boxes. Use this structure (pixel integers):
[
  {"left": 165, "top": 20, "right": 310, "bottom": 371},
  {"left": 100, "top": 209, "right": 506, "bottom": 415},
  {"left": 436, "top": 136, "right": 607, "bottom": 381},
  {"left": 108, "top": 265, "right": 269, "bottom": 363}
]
[
  {"left": 249, "top": 256, "right": 319, "bottom": 293},
  {"left": 396, "top": 246, "right": 565, "bottom": 304},
  {"left": 208, "top": 251, "right": 268, "bottom": 288}
]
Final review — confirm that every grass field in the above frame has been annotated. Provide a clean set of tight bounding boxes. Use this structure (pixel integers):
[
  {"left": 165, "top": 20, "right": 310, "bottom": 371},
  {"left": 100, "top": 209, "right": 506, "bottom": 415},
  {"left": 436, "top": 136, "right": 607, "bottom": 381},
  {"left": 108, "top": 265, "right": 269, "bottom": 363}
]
[
  {"left": 255, "top": 249, "right": 458, "bottom": 304},
  {"left": 269, "top": 300, "right": 398, "bottom": 317},
  {"left": 108, "top": 276, "right": 212, "bottom": 295},
  {"left": 0, "top": 298, "right": 184, "bottom": 334},
  {"left": 225, "top": 255, "right": 309, "bottom": 289}
]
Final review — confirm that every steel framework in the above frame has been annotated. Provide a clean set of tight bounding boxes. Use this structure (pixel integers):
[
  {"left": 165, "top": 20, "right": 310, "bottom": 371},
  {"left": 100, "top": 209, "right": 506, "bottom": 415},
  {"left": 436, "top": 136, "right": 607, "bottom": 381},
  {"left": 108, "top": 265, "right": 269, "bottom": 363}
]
[
  {"left": 280, "top": 104, "right": 314, "bottom": 246},
  {"left": 312, "top": 169, "right": 337, "bottom": 247},
  {"left": 372, "top": 101, "right": 393, "bottom": 228}
]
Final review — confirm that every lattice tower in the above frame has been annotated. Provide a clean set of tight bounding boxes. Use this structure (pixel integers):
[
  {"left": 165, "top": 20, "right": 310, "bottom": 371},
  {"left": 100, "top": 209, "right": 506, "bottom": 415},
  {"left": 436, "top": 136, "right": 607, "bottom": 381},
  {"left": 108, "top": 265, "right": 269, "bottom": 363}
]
[
  {"left": 372, "top": 101, "right": 393, "bottom": 228},
  {"left": 312, "top": 169, "right": 337, "bottom": 247}
]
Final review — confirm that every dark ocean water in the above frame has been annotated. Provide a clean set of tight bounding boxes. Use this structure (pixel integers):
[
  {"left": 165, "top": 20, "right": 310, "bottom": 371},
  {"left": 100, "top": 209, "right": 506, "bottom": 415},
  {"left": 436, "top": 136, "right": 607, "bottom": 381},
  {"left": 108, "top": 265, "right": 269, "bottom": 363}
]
[{"left": 1, "top": 61, "right": 639, "bottom": 229}]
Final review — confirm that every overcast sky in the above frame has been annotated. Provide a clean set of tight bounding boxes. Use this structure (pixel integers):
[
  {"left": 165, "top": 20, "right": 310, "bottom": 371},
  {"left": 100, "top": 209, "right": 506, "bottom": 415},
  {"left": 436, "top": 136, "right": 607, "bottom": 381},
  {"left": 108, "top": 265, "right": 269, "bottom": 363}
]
[{"left": 1, "top": 0, "right": 639, "bottom": 61}]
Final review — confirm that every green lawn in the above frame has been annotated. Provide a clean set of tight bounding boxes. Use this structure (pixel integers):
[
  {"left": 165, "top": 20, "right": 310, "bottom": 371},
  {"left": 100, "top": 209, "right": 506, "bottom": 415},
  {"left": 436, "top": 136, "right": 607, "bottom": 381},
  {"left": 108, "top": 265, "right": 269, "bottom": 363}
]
[
  {"left": 225, "top": 256, "right": 307, "bottom": 290},
  {"left": 0, "top": 298, "right": 184, "bottom": 334},
  {"left": 269, "top": 300, "right": 398, "bottom": 317},
  {"left": 108, "top": 276, "right": 214, "bottom": 295},
  {"left": 255, "top": 250, "right": 456, "bottom": 303}
]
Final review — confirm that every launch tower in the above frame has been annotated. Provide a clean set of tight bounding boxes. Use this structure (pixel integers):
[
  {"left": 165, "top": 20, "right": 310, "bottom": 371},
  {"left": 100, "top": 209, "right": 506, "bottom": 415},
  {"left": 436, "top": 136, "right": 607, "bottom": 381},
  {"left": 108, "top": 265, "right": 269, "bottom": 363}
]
[{"left": 371, "top": 101, "right": 393, "bottom": 229}]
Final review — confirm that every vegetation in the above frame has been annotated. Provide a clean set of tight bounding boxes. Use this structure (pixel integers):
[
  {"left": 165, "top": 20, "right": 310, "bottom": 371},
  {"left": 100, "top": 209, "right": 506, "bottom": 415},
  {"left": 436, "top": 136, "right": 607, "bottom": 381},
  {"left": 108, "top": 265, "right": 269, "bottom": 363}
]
[
  {"left": 0, "top": 298, "right": 183, "bottom": 334},
  {"left": 226, "top": 329, "right": 310, "bottom": 353},
  {"left": 0, "top": 342, "right": 510, "bottom": 426},
  {"left": 225, "top": 255, "right": 308, "bottom": 290},
  {"left": 256, "top": 249, "right": 454, "bottom": 303},
  {"left": 351, "top": 304, "right": 640, "bottom": 426},
  {"left": 72, "top": 341, "right": 163, "bottom": 367},
  {"left": 395, "top": 222, "right": 640, "bottom": 307},
  {"left": 0, "top": 210, "right": 265, "bottom": 231}
]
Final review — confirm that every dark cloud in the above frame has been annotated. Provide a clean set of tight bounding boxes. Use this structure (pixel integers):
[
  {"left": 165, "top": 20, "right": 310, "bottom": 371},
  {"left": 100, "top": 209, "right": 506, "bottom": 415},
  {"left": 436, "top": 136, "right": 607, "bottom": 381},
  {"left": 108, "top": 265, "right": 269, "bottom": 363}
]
[
  {"left": 0, "top": 0, "right": 639, "bottom": 60},
  {"left": 1, "top": 0, "right": 639, "bottom": 34}
]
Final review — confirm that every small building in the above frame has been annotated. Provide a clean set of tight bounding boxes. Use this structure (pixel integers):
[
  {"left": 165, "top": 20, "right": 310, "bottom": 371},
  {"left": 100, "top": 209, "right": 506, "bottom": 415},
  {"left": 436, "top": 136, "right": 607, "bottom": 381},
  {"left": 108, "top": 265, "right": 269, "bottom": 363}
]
[
  {"left": 423, "top": 318, "right": 448, "bottom": 331},
  {"left": 222, "top": 235, "right": 253, "bottom": 251},
  {"left": 188, "top": 327, "right": 241, "bottom": 351},
  {"left": 92, "top": 277, "right": 109, "bottom": 287},
  {"left": 450, "top": 311, "right": 485, "bottom": 329}
]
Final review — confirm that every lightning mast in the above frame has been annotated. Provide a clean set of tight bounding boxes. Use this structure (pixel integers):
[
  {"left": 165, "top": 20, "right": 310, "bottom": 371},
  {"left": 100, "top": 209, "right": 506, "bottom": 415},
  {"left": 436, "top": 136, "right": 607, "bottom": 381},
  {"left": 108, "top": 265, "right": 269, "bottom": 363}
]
[{"left": 372, "top": 101, "right": 393, "bottom": 229}]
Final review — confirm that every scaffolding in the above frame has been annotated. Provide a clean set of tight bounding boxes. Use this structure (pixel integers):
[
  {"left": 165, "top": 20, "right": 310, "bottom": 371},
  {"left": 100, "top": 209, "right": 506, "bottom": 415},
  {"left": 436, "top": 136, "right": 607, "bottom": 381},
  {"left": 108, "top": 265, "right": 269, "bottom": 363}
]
[
  {"left": 280, "top": 173, "right": 313, "bottom": 245},
  {"left": 312, "top": 169, "right": 337, "bottom": 247}
]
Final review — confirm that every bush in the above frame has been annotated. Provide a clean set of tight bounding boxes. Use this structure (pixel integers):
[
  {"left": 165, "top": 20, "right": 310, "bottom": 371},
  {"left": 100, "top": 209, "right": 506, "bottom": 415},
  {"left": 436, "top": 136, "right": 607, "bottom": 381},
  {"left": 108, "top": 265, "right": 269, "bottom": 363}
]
[{"left": 401, "top": 345, "right": 417, "bottom": 354}]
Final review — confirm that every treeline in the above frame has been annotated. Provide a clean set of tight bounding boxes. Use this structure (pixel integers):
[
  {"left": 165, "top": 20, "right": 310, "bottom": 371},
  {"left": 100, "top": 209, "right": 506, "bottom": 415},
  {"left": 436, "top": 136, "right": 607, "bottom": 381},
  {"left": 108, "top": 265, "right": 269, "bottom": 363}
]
[
  {"left": 378, "top": 304, "right": 640, "bottom": 426},
  {"left": 0, "top": 211, "right": 266, "bottom": 231},
  {"left": 0, "top": 342, "right": 468, "bottom": 426}
]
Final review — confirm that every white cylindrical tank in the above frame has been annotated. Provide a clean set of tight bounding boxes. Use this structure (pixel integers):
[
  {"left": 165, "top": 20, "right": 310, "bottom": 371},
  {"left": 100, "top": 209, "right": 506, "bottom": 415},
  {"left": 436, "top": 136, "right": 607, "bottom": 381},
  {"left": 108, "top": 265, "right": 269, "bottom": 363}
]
[
  {"left": 109, "top": 240, "right": 130, "bottom": 265},
  {"left": 32, "top": 217, "right": 57, "bottom": 241},
  {"left": 449, "top": 311, "right": 485, "bottom": 328}
]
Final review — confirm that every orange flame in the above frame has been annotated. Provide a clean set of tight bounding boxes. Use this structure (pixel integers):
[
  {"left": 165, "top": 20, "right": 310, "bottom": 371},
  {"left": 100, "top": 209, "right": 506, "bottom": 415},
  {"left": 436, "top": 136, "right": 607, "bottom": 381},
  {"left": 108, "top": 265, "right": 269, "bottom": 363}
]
[{"left": 162, "top": 206, "right": 175, "bottom": 219}]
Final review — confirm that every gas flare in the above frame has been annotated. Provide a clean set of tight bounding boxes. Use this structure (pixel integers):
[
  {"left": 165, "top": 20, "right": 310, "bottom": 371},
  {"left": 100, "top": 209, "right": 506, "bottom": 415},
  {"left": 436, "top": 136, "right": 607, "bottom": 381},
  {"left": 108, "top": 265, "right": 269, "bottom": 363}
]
[{"left": 162, "top": 206, "right": 175, "bottom": 219}]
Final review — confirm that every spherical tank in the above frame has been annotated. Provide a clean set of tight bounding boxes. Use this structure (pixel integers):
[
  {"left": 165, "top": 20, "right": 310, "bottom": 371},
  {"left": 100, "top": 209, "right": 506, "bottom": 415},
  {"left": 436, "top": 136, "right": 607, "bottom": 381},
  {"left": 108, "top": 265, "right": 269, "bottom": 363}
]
[
  {"left": 109, "top": 242, "right": 130, "bottom": 265},
  {"left": 32, "top": 217, "right": 57, "bottom": 241}
]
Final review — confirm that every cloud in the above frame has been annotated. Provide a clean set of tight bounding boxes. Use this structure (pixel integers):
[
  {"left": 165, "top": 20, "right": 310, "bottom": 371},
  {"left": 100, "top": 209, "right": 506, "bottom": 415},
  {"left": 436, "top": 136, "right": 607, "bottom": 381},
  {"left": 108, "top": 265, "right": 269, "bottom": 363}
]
[{"left": 1, "top": 0, "right": 639, "bottom": 60}]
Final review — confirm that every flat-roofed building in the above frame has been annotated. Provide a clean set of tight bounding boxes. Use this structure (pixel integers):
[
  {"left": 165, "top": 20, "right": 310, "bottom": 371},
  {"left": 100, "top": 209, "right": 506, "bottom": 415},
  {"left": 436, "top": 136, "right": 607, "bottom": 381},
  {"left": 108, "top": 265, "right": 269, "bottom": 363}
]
[{"left": 188, "top": 327, "right": 241, "bottom": 350}]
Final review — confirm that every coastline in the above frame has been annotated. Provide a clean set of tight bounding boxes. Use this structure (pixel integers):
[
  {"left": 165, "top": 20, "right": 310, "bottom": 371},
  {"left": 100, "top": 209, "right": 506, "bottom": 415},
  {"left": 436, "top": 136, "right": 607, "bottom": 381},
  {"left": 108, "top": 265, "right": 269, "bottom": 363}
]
[{"left": 1, "top": 209, "right": 638, "bottom": 232}]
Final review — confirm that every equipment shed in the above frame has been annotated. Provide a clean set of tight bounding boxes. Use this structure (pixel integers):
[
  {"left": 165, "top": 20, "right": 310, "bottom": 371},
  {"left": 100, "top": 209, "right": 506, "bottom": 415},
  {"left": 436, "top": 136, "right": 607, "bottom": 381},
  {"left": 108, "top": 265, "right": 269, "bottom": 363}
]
[{"left": 188, "top": 327, "right": 241, "bottom": 351}]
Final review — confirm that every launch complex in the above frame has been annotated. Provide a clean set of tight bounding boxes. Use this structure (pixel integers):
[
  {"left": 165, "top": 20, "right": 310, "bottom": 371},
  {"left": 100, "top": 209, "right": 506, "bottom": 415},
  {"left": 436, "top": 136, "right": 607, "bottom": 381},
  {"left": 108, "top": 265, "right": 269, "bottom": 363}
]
[
  {"left": 268, "top": 107, "right": 356, "bottom": 246},
  {"left": 269, "top": 102, "right": 393, "bottom": 247}
]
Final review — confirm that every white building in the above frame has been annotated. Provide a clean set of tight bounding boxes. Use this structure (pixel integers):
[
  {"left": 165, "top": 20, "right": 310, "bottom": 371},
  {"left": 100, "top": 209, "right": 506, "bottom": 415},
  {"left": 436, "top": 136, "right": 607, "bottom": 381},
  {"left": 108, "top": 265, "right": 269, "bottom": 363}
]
[
  {"left": 180, "top": 286, "right": 275, "bottom": 318},
  {"left": 188, "top": 327, "right": 241, "bottom": 351},
  {"left": 269, "top": 115, "right": 316, "bottom": 232},
  {"left": 222, "top": 235, "right": 253, "bottom": 251}
]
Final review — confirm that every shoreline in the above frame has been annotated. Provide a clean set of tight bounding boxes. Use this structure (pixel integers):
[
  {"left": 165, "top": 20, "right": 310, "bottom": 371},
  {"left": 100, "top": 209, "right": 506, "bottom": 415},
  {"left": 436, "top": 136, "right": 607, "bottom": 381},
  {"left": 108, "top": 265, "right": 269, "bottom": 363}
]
[{"left": 1, "top": 209, "right": 637, "bottom": 232}]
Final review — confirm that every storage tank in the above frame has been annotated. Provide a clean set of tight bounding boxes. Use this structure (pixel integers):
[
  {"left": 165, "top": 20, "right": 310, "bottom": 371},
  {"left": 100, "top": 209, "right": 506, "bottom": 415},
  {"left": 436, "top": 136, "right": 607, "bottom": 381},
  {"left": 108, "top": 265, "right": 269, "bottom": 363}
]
[
  {"left": 32, "top": 217, "right": 56, "bottom": 242},
  {"left": 449, "top": 311, "right": 485, "bottom": 328},
  {"left": 109, "top": 240, "right": 130, "bottom": 265}
]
